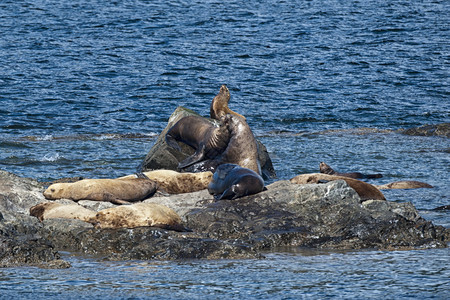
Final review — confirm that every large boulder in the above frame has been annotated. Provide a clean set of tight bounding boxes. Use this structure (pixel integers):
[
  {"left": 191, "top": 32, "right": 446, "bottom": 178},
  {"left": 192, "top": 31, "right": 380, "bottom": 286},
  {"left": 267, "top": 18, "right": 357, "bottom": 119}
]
[
  {"left": 139, "top": 106, "right": 277, "bottom": 180},
  {"left": 184, "top": 180, "right": 449, "bottom": 250},
  {"left": 0, "top": 170, "right": 70, "bottom": 268}
]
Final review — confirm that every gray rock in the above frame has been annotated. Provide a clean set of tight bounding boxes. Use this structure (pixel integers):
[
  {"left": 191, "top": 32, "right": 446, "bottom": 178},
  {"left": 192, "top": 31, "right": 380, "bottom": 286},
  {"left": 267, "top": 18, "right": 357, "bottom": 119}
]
[
  {"left": 185, "top": 180, "right": 449, "bottom": 250},
  {"left": 139, "top": 106, "right": 277, "bottom": 180},
  {"left": 0, "top": 169, "right": 448, "bottom": 267},
  {"left": 0, "top": 170, "right": 71, "bottom": 268},
  {"left": 144, "top": 189, "right": 213, "bottom": 220},
  {"left": 0, "top": 170, "right": 46, "bottom": 221}
]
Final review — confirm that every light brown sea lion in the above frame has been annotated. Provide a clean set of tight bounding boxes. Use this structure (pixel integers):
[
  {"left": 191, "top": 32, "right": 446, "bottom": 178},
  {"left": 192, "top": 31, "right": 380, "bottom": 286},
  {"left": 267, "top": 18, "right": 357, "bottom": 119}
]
[
  {"left": 210, "top": 84, "right": 246, "bottom": 121},
  {"left": 165, "top": 115, "right": 231, "bottom": 169},
  {"left": 375, "top": 180, "right": 433, "bottom": 190},
  {"left": 119, "top": 170, "right": 213, "bottom": 194},
  {"left": 218, "top": 114, "right": 260, "bottom": 174},
  {"left": 290, "top": 173, "right": 386, "bottom": 201},
  {"left": 319, "top": 162, "right": 382, "bottom": 179},
  {"left": 89, "top": 202, "right": 184, "bottom": 231},
  {"left": 43, "top": 177, "right": 158, "bottom": 205},
  {"left": 207, "top": 163, "right": 265, "bottom": 200},
  {"left": 30, "top": 202, "right": 96, "bottom": 222}
]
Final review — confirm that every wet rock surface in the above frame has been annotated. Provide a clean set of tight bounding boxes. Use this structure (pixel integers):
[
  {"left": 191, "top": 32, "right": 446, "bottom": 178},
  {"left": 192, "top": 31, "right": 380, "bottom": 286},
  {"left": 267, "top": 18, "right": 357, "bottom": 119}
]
[
  {"left": 398, "top": 123, "right": 450, "bottom": 138},
  {"left": 0, "top": 170, "right": 448, "bottom": 268}
]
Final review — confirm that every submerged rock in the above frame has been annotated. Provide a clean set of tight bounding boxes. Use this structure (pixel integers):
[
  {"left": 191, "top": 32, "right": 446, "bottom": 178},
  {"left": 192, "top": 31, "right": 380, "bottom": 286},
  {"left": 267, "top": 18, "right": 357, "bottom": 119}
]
[
  {"left": 0, "top": 169, "right": 448, "bottom": 267},
  {"left": 139, "top": 106, "right": 277, "bottom": 180},
  {"left": 398, "top": 123, "right": 450, "bottom": 138}
]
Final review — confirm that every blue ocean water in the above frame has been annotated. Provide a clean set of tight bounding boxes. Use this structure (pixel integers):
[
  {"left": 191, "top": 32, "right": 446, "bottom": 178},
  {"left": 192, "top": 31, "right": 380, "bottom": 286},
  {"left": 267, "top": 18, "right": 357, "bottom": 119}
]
[{"left": 0, "top": 0, "right": 449, "bottom": 298}]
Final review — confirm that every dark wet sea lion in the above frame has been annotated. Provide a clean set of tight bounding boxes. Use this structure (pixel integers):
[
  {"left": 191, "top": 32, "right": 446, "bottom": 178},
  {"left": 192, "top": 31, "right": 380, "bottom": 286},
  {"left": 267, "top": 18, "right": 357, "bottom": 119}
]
[
  {"left": 207, "top": 163, "right": 265, "bottom": 200},
  {"left": 185, "top": 114, "right": 261, "bottom": 175},
  {"left": 433, "top": 205, "right": 450, "bottom": 211},
  {"left": 210, "top": 84, "right": 246, "bottom": 121},
  {"left": 319, "top": 162, "right": 383, "bottom": 179},
  {"left": 165, "top": 115, "right": 231, "bottom": 169},
  {"left": 375, "top": 180, "right": 433, "bottom": 189},
  {"left": 290, "top": 173, "right": 386, "bottom": 201},
  {"left": 43, "top": 178, "right": 158, "bottom": 205}
]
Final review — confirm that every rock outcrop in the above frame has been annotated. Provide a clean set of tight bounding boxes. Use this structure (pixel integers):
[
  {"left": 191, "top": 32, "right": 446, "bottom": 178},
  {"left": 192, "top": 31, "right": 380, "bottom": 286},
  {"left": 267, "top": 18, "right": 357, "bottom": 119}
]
[
  {"left": 1, "top": 169, "right": 448, "bottom": 268},
  {"left": 398, "top": 123, "right": 450, "bottom": 138}
]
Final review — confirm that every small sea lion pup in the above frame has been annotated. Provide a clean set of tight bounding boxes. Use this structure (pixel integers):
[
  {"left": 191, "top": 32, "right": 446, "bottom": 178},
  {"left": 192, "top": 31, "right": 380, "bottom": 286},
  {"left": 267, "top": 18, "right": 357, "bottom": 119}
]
[
  {"left": 290, "top": 173, "right": 386, "bottom": 201},
  {"left": 375, "top": 180, "right": 433, "bottom": 190},
  {"left": 208, "top": 163, "right": 265, "bottom": 200},
  {"left": 165, "top": 115, "right": 231, "bottom": 169},
  {"left": 210, "top": 84, "right": 246, "bottom": 121},
  {"left": 43, "top": 177, "right": 158, "bottom": 205},
  {"left": 320, "top": 162, "right": 382, "bottom": 179}
]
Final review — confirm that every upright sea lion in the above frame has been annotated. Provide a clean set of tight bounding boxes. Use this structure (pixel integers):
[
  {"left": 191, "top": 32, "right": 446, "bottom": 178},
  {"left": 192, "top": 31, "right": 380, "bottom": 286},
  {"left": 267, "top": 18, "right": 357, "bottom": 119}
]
[
  {"left": 210, "top": 84, "right": 246, "bottom": 121},
  {"left": 165, "top": 115, "right": 231, "bottom": 169},
  {"left": 375, "top": 180, "right": 433, "bottom": 190},
  {"left": 217, "top": 114, "right": 261, "bottom": 174},
  {"left": 184, "top": 114, "right": 261, "bottom": 174},
  {"left": 207, "top": 163, "right": 265, "bottom": 200},
  {"left": 290, "top": 173, "right": 386, "bottom": 201},
  {"left": 30, "top": 202, "right": 96, "bottom": 222},
  {"left": 43, "top": 177, "right": 158, "bottom": 205},
  {"left": 90, "top": 202, "right": 185, "bottom": 231},
  {"left": 183, "top": 114, "right": 261, "bottom": 175},
  {"left": 119, "top": 170, "right": 213, "bottom": 194},
  {"left": 319, "top": 162, "right": 383, "bottom": 179}
]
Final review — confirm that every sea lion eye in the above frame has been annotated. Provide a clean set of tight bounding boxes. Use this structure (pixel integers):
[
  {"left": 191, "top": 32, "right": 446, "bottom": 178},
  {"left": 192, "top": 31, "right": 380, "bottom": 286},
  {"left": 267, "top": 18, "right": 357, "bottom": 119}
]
[{"left": 51, "top": 188, "right": 55, "bottom": 192}]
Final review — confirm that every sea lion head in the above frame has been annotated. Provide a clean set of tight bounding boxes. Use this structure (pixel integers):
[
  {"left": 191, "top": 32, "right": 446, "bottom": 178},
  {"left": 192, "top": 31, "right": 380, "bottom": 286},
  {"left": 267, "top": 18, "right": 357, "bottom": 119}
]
[
  {"left": 319, "top": 162, "right": 335, "bottom": 175},
  {"left": 43, "top": 183, "right": 65, "bottom": 200},
  {"left": 218, "top": 84, "right": 230, "bottom": 101}
]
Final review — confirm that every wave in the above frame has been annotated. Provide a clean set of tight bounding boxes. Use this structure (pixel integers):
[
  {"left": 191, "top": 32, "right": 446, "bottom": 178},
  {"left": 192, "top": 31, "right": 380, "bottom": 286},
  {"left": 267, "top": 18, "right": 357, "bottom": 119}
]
[{"left": 20, "top": 132, "right": 158, "bottom": 142}]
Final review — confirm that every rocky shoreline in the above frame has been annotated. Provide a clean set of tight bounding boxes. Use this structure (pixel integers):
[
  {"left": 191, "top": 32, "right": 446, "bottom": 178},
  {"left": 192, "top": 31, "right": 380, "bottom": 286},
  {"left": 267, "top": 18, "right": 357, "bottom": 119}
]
[
  {"left": 1, "top": 109, "right": 448, "bottom": 268},
  {"left": 1, "top": 169, "right": 448, "bottom": 268}
]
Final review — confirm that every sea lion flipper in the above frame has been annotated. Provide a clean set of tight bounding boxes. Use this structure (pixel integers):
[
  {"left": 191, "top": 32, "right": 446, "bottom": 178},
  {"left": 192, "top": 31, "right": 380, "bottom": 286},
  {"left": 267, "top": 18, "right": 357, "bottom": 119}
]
[
  {"left": 110, "top": 198, "right": 131, "bottom": 205},
  {"left": 178, "top": 144, "right": 207, "bottom": 169},
  {"left": 135, "top": 172, "right": 149, "bottom": 179},
  {"left": 317, "top": 179, "right": 330, "bottom": 184},
  {"left": 165, "top": 135, "right": 182, "bottom": 151},
  {"left": 217, "top": 187, "right": 236, "bottom": 200}
]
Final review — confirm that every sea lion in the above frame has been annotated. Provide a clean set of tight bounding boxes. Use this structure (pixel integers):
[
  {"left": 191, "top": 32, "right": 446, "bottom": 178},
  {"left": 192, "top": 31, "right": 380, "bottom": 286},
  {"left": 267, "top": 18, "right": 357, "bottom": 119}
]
[
  {"left": 207, "top": 163, "right": 265, "bottom": 200},
  {"left": 216, "top": 114, "right": 261, "bottom": 174},
  {"left": 89, "top": 202, "right": 184, "bottom": 231},
  {"left": 290, "top": 173, "right": 386, "bottom": 201},
  {"left": 375, "top": 180, "right": 433, "bottom": 190},
  {"left": 319, "top": 162, "right": 382, "bottom": 179},
  {"left": 43, "top": 177, "right": 158, "bottom": 205},
  {"left": 165, "top": 115, "right": 231, "bottom": 169},
  {"left": 210, "top": 84, "right": 246, "bottom": 120},
  {"left": 119, "top": 170, "right": 213, "bottom": 194},
  {"left": 188, "top": 114, "right": 261, "bottom": 174},
  {"left": 30, "top": 202, "right": 96, "bottom": 222}
]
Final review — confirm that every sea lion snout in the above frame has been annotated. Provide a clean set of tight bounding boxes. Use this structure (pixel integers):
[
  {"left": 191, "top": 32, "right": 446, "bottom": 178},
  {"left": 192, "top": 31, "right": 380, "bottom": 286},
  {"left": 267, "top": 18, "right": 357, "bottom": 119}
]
[{"left": 219, "top": 84, "right": 229, "bottom": 94}]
